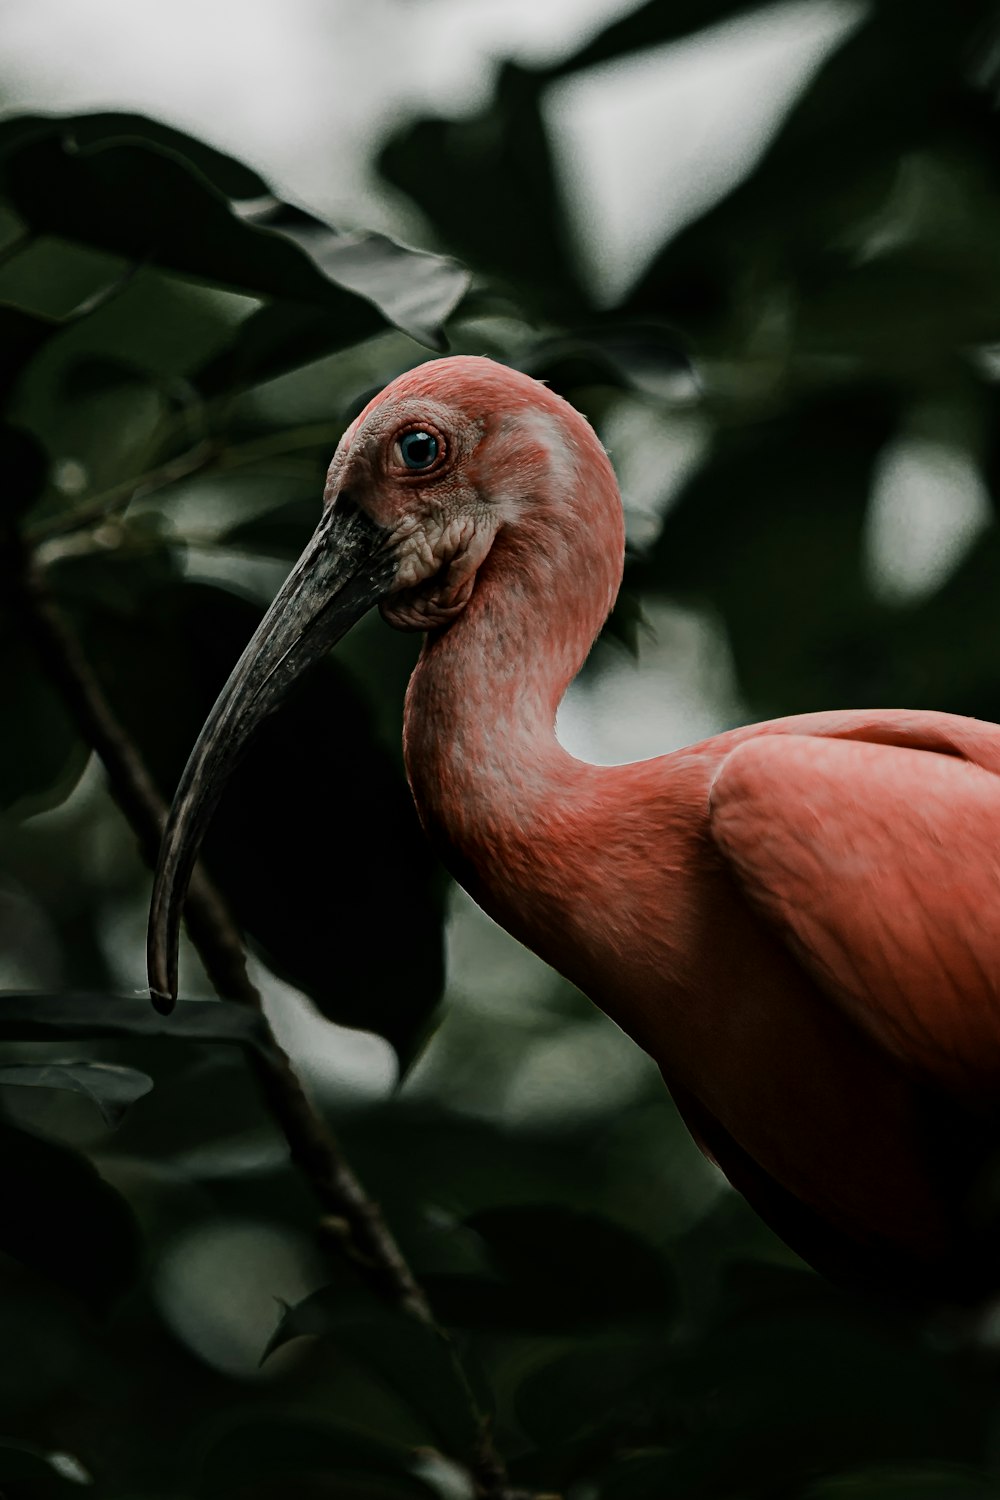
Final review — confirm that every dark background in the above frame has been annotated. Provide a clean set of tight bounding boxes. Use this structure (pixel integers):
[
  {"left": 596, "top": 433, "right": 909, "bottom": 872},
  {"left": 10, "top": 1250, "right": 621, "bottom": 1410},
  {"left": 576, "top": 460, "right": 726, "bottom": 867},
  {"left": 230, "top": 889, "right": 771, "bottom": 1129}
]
[{"left": 3, "top": 2, "right": 1000, "bottom": 1495}]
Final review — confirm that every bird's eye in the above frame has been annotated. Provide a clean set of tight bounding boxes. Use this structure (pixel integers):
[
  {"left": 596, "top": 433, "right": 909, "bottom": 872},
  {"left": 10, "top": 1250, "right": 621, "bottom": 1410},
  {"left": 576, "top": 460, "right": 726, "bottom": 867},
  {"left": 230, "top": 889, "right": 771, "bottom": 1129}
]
[{"left": 397, "top": 430, "right": 439, "bottom": 470}]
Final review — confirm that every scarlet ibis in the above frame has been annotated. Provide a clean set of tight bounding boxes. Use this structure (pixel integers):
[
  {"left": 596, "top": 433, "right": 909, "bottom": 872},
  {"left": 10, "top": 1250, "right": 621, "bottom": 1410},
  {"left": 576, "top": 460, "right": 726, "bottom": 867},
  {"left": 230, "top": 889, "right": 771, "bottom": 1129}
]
[{"left": 148, "top": 355, "right": 1000, "bottom": 1302}]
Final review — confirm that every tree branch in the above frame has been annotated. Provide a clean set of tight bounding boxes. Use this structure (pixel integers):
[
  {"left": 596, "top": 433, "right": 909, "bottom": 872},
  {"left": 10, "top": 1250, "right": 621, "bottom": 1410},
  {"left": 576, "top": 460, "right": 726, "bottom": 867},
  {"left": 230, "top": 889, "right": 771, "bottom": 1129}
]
[
  {"left": 2, "top": 526, "right": 522, "bottom": 1500},
  {"left": 28, "top": 421, "right": 344, "bottom": 545}
]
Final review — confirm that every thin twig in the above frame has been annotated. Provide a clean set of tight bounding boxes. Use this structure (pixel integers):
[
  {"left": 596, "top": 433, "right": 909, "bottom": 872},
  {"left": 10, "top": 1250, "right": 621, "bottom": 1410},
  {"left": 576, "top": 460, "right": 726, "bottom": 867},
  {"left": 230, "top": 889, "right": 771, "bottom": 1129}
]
[
  {"left": 28, "top": 421, "right": 344, "bottom": 544},
  {"left": 27, "top": 439, "right": 219, "bottom": 543},
  {"left": 3, "top": 526, "right": 520, "bottom": 1500}
]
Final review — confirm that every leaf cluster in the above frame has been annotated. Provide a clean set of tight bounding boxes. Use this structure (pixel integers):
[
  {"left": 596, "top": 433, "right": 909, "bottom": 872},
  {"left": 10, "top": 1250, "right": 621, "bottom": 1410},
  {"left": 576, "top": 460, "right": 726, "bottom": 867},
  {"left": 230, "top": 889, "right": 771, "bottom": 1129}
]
[{"left": 3, "top": 1, "right": 1000, "bottom": 1496}]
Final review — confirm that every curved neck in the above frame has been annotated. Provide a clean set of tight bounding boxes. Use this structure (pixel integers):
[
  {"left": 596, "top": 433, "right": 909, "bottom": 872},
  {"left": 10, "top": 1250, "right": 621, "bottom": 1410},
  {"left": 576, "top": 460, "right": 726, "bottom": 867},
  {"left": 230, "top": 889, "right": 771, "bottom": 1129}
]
[{"left": 402, "top": 466, "right": 625, "bottom": 926}]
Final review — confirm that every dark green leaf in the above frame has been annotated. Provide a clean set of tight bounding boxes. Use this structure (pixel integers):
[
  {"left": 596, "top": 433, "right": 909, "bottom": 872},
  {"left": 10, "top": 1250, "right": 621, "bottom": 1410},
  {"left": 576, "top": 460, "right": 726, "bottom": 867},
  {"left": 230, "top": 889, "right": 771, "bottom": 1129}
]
[
  {"left": 238, "top": 201, "right": 469, "bottom": 348},
  {"left": 193, "top": 303, "right": 359, "bottom": 398},
  {"left": 72, "top": 580, "right": 444, "bottom": 1066},
  {"left": 514, "top": 1334, "right": 673, "bottom": 1447},
  {"left": 596, "top": 1301, "right": 991, "bottom": 1499},
  {"left": 0, "top": 423, "right": 48, "bottom": 518},
  {"left": 194, "top": 244, "right": 465, "bottom": 394},
  {"left": 600, "top": 585, "right": 649, "bottom": 659},
  {"left": 379, "top": 61, "right": 588, "bottom": 320},
  {"left": 636, "top": 387, "right": 898, "bottom": 716},
  {"left": 0, "top": 110, "right": 268, "bottom": 199},
  {"left": 219, "top": 492, "right": 325, "bottom": 558},
  {"left": 0, "top": 117, "right": 465, "bottom": 354},
  {"left": 456, "top": 1204, "right": 676, "bottom": 1330},
  {"left": 0, "top": 1060, "right": 153, "bottom": 1126},
  {"left": 198, "top": 1417, "right": 444, "bottom": 1499},
  {"left": 0, "top": 304, "right": 61, "bottom": 406},
  {"left": 524, "top": 326, "right": 693, "bottom": 402},
  {"left": 802, "top": 1470, "right": 1000, "bottom": 1500},
  {"left": 0, "top": 1119, "right": 139, "bottom": 1308},
  {"left": 0, "top": 1439, "right": 89, "bottom": 1486},
  {"left": 0, "top": 991, "right": 266, "bottom": 1048},
  {"left": 0, "top": 624, "right": 87, "bottom": 816},
  {"left": 265, "top": 1284, "right": 482, "bottom": 1459},
  {"left": 622, "top": 7, "right": 991, "bottom": 333}
]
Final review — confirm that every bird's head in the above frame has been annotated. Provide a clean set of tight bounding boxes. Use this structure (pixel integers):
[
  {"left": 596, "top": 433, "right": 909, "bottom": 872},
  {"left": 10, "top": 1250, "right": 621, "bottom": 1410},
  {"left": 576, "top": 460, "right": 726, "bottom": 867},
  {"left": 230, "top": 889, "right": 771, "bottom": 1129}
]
[
  {"left": 146, "top": 355, "right": 621, "bottom": 1011},
  {"left": 323, "top": 354, "right": 612, "bottom": 630}
]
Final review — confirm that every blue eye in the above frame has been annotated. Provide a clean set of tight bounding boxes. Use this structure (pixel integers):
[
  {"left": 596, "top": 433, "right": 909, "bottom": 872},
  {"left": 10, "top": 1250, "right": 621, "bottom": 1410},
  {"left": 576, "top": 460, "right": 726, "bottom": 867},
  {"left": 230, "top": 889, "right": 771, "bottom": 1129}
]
[{"left": 398, "top": 430, "right": 439, "bottom": 470}]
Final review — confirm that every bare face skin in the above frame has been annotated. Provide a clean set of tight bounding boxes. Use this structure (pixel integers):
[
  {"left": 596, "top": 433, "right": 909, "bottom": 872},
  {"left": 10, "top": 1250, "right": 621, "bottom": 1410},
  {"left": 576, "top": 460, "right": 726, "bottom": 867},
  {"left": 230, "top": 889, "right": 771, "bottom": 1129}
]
[
  {"left": 323, "top": 381, "right": 574, "bottom": 632},
  {"left": 326, "top": 395, "right": 499, "bottom": 631}
]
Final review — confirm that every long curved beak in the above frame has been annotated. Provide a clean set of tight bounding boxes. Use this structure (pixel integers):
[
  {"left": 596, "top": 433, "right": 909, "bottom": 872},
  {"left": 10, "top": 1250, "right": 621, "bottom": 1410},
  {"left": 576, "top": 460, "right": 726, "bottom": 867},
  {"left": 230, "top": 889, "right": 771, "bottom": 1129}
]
[{"left": 147, "top": 497, "right": 395, "bottom": 1013}]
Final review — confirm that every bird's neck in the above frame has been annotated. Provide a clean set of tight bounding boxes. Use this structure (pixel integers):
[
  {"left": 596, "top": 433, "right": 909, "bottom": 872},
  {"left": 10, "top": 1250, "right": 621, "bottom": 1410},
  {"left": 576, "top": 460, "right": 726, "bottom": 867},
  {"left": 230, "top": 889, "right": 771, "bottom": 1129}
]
[{"left": 402, "top": 491, "right": 624, "bottom": 943}]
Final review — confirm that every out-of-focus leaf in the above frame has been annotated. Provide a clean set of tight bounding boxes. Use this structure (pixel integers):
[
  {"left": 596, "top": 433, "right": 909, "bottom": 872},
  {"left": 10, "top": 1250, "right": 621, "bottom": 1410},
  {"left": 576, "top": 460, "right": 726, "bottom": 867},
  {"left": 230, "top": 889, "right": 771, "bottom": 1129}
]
[
  {"left": 0, "top": 1439, "right": 90, "bottom": 1486},
  {"left": 197, "top": 1417, "right": 446, "bottom": 1499},
  {"left": 0, "top": 423, "right": 48, "bottom": 517},
  {"left": 0, "top": 305, "right": 61, "bottom": 406},
  {"left": 0, "top": 622, "right": 87, "bottom": 816},
  {"left": 451, "top": 1204, "right": 675, "bottom": 1330},
  {"left": 239, "top": 201, "right": 469, "bottom": 348},
  {"left": 193, "top": 303, "right": 358, "bottom": 398},
  {"left": 264, "top": 1284, "right": 481, "bottom": 1460},
  {"left": 600, "top": 585, "right": 648, "bottom": 659},
  {"left": 0, "top": 1120, "right": 139, "bottom": 1308},
  {"left": 595, "top": 1296, "right": 990, "bottom": 1499},
  {"left": 622, "top": 7, "right": 990, "bottom": 335},
  {"left": 0, "top": 992, "right": 266, "bottom": 1048},
  {"left": 802, "top": 1469, "right": 1000, "bottom": 1500},
  {"left": 72, "top": 579, "right": 444, "bottom": 1066},
  {"left": 379, "top": 61, "right": 587, "bottom": 320},
  {"left": 194, "top": 255, "right": 462, "bottom": 395},
  {"left": 0, "top": 115, "right": 465, "bottom": 354},
  {"left": 0, "top": 111, "right": 268, "bottom": 200},
  {"left": 525, "top": 325, "right": 693, "bottom": 402},
  {"left": 600, "top": 1453, "right": 1000, "bottom": 1500},
  {"left": 48, "top": 533, "right": 184, "bottom": 616},
  {"left": 421, "top": 1201, "right": 675, "bottom": 1333},
  {"left": 513, "top": 1334, "right": 673, "bottom": 1447},
  {"left": 0, "top": 1060, "right": 153, "bottom": 1126},
  {"left": 637, "top": 387, "right": 898, "bottom": 715},
  {"left": 56, "top": 351, "right": 162, "bottom": 403},
  {"left": 219, "top": 493, "right": 326, "bottom": 559}
]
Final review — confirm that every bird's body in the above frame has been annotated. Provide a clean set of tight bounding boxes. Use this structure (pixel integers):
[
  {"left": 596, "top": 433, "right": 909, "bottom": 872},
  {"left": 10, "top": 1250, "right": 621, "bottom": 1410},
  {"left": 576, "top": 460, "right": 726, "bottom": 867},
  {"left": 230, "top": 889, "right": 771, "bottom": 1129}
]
[{"left": 149, "top": 355, "right": 1000, "bottom": 1303}]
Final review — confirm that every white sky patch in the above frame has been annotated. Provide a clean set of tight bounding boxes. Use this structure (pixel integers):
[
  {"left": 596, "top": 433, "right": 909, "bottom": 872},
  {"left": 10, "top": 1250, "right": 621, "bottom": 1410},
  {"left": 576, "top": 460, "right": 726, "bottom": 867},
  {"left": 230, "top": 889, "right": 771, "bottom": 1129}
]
[
  {"left": 545, "top": 0, "right": 865, "bottom": 305},
  {"left": 865, "top": 437, "right": 992, "bottom": 605}
]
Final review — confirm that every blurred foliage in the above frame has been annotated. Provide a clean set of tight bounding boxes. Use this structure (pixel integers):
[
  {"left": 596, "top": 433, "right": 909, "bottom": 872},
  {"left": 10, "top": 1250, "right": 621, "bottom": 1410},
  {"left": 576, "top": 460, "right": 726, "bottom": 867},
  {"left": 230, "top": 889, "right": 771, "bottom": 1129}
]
[{"left": 4, "top": 1, "right": 1000, "bottom": 1496}]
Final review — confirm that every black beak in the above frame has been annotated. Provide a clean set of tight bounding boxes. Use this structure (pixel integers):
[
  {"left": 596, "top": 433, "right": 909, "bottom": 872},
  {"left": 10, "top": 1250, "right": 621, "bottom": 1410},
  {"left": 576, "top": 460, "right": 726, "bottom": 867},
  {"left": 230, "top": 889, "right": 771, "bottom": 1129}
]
[{"left": 146, "top": 498, "right": 395, "bottom": 1013}]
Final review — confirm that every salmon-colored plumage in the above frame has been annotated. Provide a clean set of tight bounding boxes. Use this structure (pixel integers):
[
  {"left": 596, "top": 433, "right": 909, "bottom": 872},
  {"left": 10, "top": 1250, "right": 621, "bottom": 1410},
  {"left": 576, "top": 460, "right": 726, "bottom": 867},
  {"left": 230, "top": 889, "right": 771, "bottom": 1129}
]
[{"left": 148, "top": 356, "right": 1000, "bottom": 1303}]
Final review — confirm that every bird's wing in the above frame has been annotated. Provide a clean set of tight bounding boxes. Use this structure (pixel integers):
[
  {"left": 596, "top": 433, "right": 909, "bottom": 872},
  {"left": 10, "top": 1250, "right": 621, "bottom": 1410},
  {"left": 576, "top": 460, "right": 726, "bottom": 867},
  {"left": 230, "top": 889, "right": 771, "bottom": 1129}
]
[{"left": 708, "top": 726, "right": 1000, "bottom": 1091}]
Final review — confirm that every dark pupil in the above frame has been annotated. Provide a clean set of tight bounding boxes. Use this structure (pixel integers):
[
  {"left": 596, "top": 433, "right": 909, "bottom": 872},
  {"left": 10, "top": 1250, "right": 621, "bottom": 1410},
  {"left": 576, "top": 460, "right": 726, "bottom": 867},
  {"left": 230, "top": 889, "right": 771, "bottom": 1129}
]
[{"left": 401, "top": 431, "right": 437, "bottom": 469}]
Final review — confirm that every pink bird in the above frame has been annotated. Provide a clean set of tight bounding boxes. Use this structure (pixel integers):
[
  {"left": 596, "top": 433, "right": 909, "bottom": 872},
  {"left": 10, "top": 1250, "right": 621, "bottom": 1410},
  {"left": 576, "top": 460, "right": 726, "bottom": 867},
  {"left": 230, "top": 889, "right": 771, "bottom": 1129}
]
[{"left": 148, "top": 356, "right": 1000, "bottom": 1302}]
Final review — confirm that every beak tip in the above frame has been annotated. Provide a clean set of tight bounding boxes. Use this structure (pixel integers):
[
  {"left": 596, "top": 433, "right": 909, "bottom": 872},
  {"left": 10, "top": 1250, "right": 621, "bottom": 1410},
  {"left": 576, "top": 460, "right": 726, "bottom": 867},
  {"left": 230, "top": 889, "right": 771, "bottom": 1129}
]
[{"left": 149, "top": 985, "right": 176, "bottom": 1016}]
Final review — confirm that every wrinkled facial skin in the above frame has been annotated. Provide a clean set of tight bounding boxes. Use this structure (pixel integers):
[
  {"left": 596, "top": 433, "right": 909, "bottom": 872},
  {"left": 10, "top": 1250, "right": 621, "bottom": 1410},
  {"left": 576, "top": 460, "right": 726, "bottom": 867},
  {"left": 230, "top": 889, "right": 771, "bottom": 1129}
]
[
  {"left": 322, "top": 392, "right": 556, "bottom": 632},
  {"left": 323, "top": 397, "right": 491, "bottom": 632}
]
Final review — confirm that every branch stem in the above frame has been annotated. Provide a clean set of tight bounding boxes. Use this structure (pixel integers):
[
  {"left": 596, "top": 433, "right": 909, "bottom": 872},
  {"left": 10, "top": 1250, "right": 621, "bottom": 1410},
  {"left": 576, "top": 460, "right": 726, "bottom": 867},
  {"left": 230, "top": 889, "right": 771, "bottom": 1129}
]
[
  {"left": 2, "top": 526, "right": 518, "bottom": 1500},
  {"left": 28, "top": 421, "right": 344, "bottom": 544}
]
